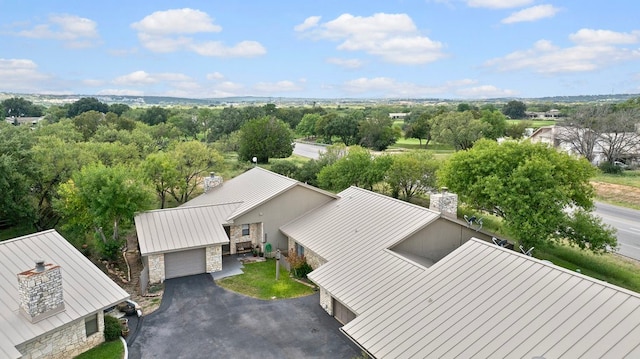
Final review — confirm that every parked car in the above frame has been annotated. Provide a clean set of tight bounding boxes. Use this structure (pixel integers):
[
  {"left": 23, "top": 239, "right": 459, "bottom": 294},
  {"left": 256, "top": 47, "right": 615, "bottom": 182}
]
[{"left": 613, "top": 161, "right": 629, "bottom": 169}]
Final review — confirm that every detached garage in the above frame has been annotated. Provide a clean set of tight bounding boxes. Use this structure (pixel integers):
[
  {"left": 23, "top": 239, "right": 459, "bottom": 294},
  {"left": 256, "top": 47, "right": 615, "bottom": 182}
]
[{"left": 164, "top": 248, "right": 206, "bottom": 279}]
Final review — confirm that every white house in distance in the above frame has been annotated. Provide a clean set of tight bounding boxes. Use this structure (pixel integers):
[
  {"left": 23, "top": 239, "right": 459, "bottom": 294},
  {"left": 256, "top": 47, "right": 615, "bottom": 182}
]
[{"left": 0, "top": 230, "right": 129, "bottom": 359}]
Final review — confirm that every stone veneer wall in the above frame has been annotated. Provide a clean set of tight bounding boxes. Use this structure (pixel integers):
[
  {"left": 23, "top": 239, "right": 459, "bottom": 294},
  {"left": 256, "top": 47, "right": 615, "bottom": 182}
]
[
  {"left": 429, "top": 192, "right": 458, "bottom": 219},
  {"left": 319, "top": 287, "right": 333, "bottom": 316},
  {"left": 206, "top": 245, "right": 222, "bottom": 272},
  {"left": 229, "top": 223, "right": 261, "bottom": 254},
  {"left": 16, "top": 312, "right": 105, "bottom": 359},
  {"left": 287, "top": 237, "right": 326, "bottom": 270},
  {"left": 17, "top": 264, "right": 65, "bottom": 322},
  {"left": 148, "top": 254, "right": 165, "bottom": 284}
]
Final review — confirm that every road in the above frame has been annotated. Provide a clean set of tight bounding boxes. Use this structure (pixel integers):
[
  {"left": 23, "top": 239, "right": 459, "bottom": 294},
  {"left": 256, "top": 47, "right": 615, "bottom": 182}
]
[
  {"left": 594, "top": 202, "right": 640, "bottom": 260},
  {"left": 293, "top": 141, "right": 326, "bottom": 160}
]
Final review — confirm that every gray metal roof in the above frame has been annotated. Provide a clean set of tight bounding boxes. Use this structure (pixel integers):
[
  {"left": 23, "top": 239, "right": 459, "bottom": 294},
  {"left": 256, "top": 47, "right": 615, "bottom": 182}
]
[
  {"left": 182, "top": 167, "right": 336, "bottom": 220},
  {"left": 0, "top": 230, "right": 130, "bottom": 359},
  {"left": 342, "top": 238, "right": 640, "bottom": 358},
  {"left": 135, "top": 202, "right": 241, "bottom": 255},
  {"left": 280, "top": 186, "right": 440, "bottom": 315}
]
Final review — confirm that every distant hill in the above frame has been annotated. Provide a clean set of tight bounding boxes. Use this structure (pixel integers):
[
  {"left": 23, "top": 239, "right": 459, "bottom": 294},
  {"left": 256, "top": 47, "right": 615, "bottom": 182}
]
[{"left": 1, "top": 92, "right": 638, "bottom": 107}]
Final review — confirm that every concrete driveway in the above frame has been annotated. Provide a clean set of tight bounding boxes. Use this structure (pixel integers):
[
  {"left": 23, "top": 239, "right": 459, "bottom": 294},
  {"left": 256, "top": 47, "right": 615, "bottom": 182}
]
[{"left": 127, "top": 274, "right": 360, "bottom": 359}]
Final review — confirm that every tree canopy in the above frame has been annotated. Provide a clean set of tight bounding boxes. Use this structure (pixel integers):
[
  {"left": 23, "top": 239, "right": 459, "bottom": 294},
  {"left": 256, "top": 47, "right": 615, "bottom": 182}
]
[
  {"left": 67, "top": 97, "right": 109, "bottom": 117},
  {"left": 502, "top": 100, "right": 527, "bottom": 119},
  {"left": 238, "top": 116, "right": 293, "bottom": 163},
  {"left": 439, "top": 139, "right": 616, "bottom": 252},
  {"left": 386, "top": 151, "right": 439, "bottom": 201},
  {"left": 431, "top": 111, "right": 489, "bottom": 150},
  {"left": 1, "top": 97, "right": 43, "bottom": 117}
]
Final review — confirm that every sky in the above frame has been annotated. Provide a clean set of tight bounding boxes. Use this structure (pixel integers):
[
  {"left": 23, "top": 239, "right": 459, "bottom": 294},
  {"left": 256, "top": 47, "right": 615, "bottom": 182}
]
[{"left": 1, "top": 0, "right": 639, "bottom": 99}]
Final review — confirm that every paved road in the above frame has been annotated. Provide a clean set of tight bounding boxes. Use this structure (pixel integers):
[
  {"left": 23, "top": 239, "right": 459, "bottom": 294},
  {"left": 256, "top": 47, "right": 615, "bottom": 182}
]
[
  {"left": 594, "top": 202, "right": 640, "bottom": 260},
  {"left": 128, "top": 274, "right": 359, "bottom": 359},
  {"left": 293, "top": 142, "right": 326, "bottom": 160}
]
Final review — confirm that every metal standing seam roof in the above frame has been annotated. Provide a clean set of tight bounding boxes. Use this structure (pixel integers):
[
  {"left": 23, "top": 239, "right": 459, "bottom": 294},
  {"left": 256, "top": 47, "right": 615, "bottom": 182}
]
[
  {"left": 280, "top": 186, "right": 441, "bottom": 315},
  {"left": 342, "top": 238, "right": 640, "bottom": 359},
  {"left": 181, "top": 167, "right": 337, "bottom": 220},
  {"left": 135, "top": 202, "right": 241, "bottom": 256},
  {"left": 0, "top": 230, "right": 130, "bottom": 359}
]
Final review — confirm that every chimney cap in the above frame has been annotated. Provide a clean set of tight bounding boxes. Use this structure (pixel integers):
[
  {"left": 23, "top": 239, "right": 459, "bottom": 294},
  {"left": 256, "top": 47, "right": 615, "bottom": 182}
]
[{"left": 35, "top": 260, "right": 45, "bottom": 272}]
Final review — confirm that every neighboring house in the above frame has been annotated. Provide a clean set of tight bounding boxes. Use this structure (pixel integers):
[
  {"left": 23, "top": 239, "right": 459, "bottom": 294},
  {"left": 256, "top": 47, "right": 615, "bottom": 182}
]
[
  {"left": 526, "top": 109, "right": 561, "bottom": 119},
  {"left": 529, "top": 125, "right": 640, "bottom": 165},
  {"left": 280, "top": 187, "right": 640, "bottom": 358},
  {"left": 388, "top": 113, "right": 409, "bottom": 120},
  {"left": 134, "top": 167, "right": 337, "bottom": 285},
  {"left": 4, "top": 116, "right": 44, "bottom": 127},
  {"left": 0, "top": 230, "right": 129, "bottom": 359}
]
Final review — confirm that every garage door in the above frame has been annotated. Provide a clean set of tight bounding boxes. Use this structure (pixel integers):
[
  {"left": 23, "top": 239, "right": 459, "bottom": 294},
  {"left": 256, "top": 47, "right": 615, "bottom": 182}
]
[
  {"left": 164, "top": 248, "right": 206, "bottom": 279},
  {"left": 333, "top": 298, "right": 356, "bottom": 325}
]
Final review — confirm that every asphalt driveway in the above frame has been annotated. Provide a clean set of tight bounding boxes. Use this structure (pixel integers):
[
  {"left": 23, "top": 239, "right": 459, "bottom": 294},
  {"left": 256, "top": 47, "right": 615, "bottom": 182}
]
[{"left": 127, "top": 274, "right": 361, "bottom": 359}]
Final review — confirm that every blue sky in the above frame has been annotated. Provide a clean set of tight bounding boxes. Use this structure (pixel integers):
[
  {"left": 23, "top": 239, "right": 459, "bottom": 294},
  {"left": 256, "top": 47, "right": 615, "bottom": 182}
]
[{"left": 1, "top": 0, "right": 639, "bottom": 99}]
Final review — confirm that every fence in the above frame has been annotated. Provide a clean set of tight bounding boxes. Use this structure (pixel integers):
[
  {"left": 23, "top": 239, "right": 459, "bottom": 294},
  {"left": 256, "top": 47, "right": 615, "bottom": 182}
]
[{"left": 139, "top": 265, "right": 149, "bottom": 296}]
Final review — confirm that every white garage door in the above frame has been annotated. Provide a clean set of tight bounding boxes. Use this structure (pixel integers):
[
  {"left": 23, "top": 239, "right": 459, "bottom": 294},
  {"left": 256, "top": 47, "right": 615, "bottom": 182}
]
[{"left": 164, "top": 248, "right": 206, "bottom": 279}]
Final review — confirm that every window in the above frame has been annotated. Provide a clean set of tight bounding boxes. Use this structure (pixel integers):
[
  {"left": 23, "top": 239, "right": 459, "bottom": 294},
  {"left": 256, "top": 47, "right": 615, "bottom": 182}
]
[
  {"left": 296, "top": 242, "right": 304, "bottom": 256},
  {"left": 241, "top": 224, "right": 250, "bottom": 236},
  {"left": 85, "top": 314, "right": 98, "bottom": 336}
]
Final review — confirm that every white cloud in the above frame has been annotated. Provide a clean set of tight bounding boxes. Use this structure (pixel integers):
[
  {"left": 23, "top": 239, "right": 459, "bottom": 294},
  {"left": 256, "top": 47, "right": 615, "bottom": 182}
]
[
  {"left": 96, "top": 89, "right": 145, "bottom": 96},
  {"left": 467, "top": 0, "right": 533, "bottom": 9},
  {"left": 0, "top": 58, "right": 53, "bottom": 92},
  {"left": 455, "top": 85, "right": 518, "bottom": 98},
  {"left": 253, "top": 80, "right": 304, "bottom": 93},
  {"left": 502, "top": 5, "right": 560, "bottom": 24},
  {"left": 326, "top": 57, "right": 364, "bottom": 69},
  {"left": 206, "top": 72, "right": 225, "bottom": 80},
  {"left": 485, "top": 29, "right": 640, "bottom": 74},
  {"left": 16, "top": 14, "right": 99, "bottom": 48},
  {"left": 297, "top": 13, "right": 446, "bottom": 65},
  {"left": 294, "top": 16, "right": 321, "bottom": 32},
  {"left": 112, "top": 70, "right": 192, "bottom": 86},
  {"left": 569, "top": 28, "right": 640, "bottom": 45},
  {"left": 82, "top": 79, "right": 105, "bottom": 87},
  {"left": 130, "top": 8, "right": 221, "bottom": 35},
  {"left": 131, "top": 8, "right": 266, "bottom": 58}
]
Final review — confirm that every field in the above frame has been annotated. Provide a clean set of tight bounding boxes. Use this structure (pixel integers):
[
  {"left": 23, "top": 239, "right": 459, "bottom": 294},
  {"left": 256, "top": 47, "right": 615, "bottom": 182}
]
[{"left": 592, "top": 170, "right": 640, "bottom": 209}]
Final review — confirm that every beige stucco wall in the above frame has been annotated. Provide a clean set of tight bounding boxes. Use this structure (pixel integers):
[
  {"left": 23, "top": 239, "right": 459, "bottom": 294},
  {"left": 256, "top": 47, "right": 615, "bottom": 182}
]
[
  {"left": 234, "top": 185, "right": 335, "bottom": 252},
  {"left": 392, "top": 217, "right": 492, "bottom": 263},
  {"left": 148, "top": 253, "right": 165, "bottom": 284},
  {"left": 16, "top": 312, "right": 105, "bottom": 359},
  {"left": 206, "top": 245, "right": 222, "bottom": 272}
]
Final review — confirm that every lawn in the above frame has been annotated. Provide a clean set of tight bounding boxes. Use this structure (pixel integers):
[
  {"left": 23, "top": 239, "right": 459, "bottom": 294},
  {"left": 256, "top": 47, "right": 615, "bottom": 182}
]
[
  {"left": 593, "top": 169, "right": 640, "bottom": 188},
  {"left": 391, "top": 138, "right": 455, "bottom": 153},
  {"left": 216, "top": 258, "right": 316, "bottom": 299},
  {"left": 74, "top": 340, "right": 123, "bottom": 359},
  {"left": 506, "top": 119, "right": 556, "bottom": 128}
]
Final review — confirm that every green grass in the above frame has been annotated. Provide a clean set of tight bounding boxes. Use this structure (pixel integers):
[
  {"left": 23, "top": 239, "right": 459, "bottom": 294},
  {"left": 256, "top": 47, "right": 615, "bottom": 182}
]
[
  {"left": 506, "top": 119, "right": 556, "bottom": 128},
  {"left": 592, "top": 170, "right": 640, "bottom": 188},
  {"left": 391, "top": 138, "right": 455, "bottom": 153},
  {"left": 0, "top": 223, "right": 37, "bottom": 241},
  {"left": 74, "top": 340, "right": 123, "bottom": 359},
  {"left": 216, "top": 259, "right": 316, "bottom": 299},
  {"left": 535, "top": 245, "right": 640, "bottom": 293}
]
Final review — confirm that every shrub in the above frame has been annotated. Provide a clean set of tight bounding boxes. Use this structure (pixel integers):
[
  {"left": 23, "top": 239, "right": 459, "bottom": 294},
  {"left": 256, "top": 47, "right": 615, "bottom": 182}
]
[
  {"left": 97, "top": 239, "right": 123, "bottom": 261},
  {"left": 287, "top": 249, "right": 313, "bottom": 279},
  {"left": 599, "top": 161, "right": 623, "bottom": 174},
  {"left": 104, "top": 315, "right": 122, "bottom": 341}
]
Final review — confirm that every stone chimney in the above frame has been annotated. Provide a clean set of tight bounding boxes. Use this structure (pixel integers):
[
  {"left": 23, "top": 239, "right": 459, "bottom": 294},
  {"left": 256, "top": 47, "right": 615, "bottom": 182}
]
[
  {"left": 204, "top": 172, "right": 223, "bottom": 193},
  {"left": 17, "top": 260, "right": 65, "bottom": 323},
  {"left": 430, "top": 187, "right": 458, "bottom": 219}
]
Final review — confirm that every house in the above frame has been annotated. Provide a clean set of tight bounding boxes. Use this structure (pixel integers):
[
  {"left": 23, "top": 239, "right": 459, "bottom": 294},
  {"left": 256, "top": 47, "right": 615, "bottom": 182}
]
[
  {"left": 280, "top": 187, "right": 640, "bottom": 358},
  {"left": 134, "top": 167, "right": 337, "bottom": 285},
  {"left": 4, "top": 116, "right": 44, "bottom": 127},
  {"left": 525, "top": 109, "right": 561, "bottom": 119},
  {"left": 0, "top": 230, "right": 130, "bottom": 359},
  {"left": 388, "top": 113, "right": 409, "bottom": 120}
]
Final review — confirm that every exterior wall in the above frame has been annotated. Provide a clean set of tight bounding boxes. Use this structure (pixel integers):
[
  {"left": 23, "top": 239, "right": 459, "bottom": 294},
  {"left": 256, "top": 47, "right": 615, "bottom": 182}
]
[
  {"left": 303, "top": 247, "right": 326, "bottom": 270},
  {"left": 148, "top": 253, "right": 165, "bottom": 284},
  {"left": 229, "top": 223, "right": 261, "bottom": 254},
  {"left": 234, "top": 185, "right": 335, "bottom": 252},
  {"left": 319, "top": 286, "right": 333, "bottom": 316},
  {"left": 16, "top": 312, "right": 105, "bottom": 359},
  {"left": 206, "top": 245, "right": 222, "bottom": 272}
]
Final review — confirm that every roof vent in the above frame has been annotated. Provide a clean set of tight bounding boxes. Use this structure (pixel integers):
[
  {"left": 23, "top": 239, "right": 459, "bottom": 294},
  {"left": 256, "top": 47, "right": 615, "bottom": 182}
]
[{"left": 35, "top": 260, "right": 45, "bottom": 272}]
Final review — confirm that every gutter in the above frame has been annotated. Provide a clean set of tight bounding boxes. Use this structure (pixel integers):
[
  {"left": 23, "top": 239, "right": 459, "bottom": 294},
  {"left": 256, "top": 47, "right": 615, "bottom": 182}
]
[{"left": 339, "top": 327, "right": 376, "bottom": 359}]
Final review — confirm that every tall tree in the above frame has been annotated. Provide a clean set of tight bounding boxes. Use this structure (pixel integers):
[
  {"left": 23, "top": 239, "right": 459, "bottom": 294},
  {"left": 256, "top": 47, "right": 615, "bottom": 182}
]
[
  {"left": 2, "top": 97, "right": 43, "bottom": 117},
  {"left": 599, "top": 108, "right": 640, "bottom": 163},
  {"left": 325, "top": 111, "right": 362, "bottom": 145},
  {"left": 55, "top": 163, "right": 154, "bottom": 253},
  {"left": 502, "top": 100, "right": 527, "bottom": 119},
  {"left": 142, "top": 151, "right": 180, "bottom": 208},
  {"left": 431, "top": 111, "right": 489, "bottom": 150},
  {"left": 404, "top": 112, "right": 432, "bottom": 147},
  {"left": 108, "top": 103, "right": 131, "bottom": 116},
  {"left": 439, "top": 139, "right": 616, "bottom": 252},
  {"left": 317, "top": 146, "right": 392, "bottom": 191},
  {"left": 72, "top": 110, "right": 104, "bottom": 140},
  {"left": 140, "top": 106, "right": 170, "bottom": 126},
  {"left": 479, "top": 109, "right": 507, "bottom": 140},
  {"left": 296, "top": 113, "right": 321, "bottom": 138},
  {"left": 169, "top": 141, "right": 224, "bottom": 203},
  {"left": 67, "top": 97, "right": 109, "bottom": 117},
  {"left": 358, "top": 117, "right": 401, "bottom": 151},
  {"left": 556, "top": 106, "right": 609, "bottom": 163},
  {"left": 385, "top": 151, "right": 439, "bottom": 201},
  {"left": 0, "top": 123, "right": 35, "bottom": 226},
  {"left": 238, "top": 116, "right": 294, "bottom": 163}
]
